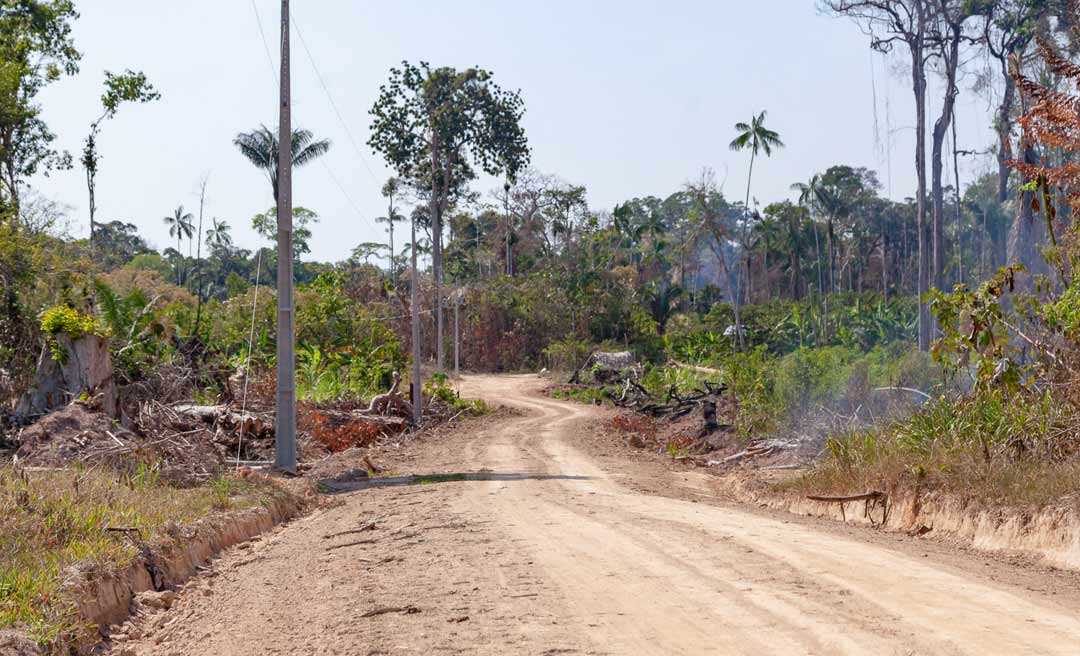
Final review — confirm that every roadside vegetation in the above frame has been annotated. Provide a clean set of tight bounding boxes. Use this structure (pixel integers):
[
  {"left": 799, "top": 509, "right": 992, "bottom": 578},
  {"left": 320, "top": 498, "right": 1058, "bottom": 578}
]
[
  {"left": 2, "top": 0, "right": 1080, "bottom": 650},
  {"left": 0, "top": 466, "right": 281, "bottom": 647}
]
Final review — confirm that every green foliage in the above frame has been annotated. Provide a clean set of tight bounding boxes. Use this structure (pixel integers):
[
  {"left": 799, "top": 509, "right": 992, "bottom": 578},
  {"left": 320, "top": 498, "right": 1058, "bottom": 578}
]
[
  {"left": 702, "top": 293, "right": 916, "bottom": 356},
  {"left": 207, "top": 271, "right": 405, "bottom": 402},
  {"left": 39, "top": 305, "right": 104, "bottom": 363},
  {"left": 368, "top": 61, "right": 530, "bottom": 184},
  {"left": 99, "top": 69, "right": 159, "bottom": 116},
  {"left": 929, "top": 265, "right": 1031, "bottom": 390},
  {"left": 542, "top": 336, "right": 593, "bottom": 373},
  {"left": 233, "top": 126, "right": 331, "bottom": 202},
  {"left": 252, "top": 206, "right": 319, "bottom": 260},
  {"left": 0, "top": 467, "right": 269, "bottom": 648},
  {"left": 803, "top": 386, "right": 1079, "bottom": 506},
  {"left": 424, "top": 372, "right": 490, "bottom": 415},
  {"left": 0, "top": 0, "right": 81, "bottom": 209}
]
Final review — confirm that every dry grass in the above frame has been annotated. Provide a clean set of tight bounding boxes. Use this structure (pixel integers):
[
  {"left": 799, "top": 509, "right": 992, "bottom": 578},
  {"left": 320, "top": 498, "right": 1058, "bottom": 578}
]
[
  {"left": 785, "top": 389, "right": 1080, "bottom": 508},
  {"left": 790, "top": 450, "right": 1080, "bottom": 508},
  {"left": 0, "top": 465, "right": 273, "bottom": 648}
]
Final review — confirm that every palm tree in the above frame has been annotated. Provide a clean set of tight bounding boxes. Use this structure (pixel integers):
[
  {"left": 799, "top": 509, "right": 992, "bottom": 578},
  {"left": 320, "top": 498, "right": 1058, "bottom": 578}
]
[
  {"left": 751, "top": 215, "right": 783, "bottom": 299},
  {"left": 730, "top": 111, "right": 784, "bottom": 301},
  {"left": 206, "top": 217, "right": 233, "bottom": 252},
  {"left": 792, "top": 176, "right": 829, "bottom": 294},
  {"left": 377, "top": 177, "right": 405, "bottom": 285},
  {"left": 232, "top": 125, "right": 331, "bottom": 202},
  {"left": 163, "top": 205, "right": 194, "bottom": 285}
]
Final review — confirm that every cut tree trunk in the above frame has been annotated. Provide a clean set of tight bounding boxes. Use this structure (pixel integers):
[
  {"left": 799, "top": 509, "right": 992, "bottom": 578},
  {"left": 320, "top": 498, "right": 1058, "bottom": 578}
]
[{"left": 16, "top": 334, "right": 118, "bottom": 419}]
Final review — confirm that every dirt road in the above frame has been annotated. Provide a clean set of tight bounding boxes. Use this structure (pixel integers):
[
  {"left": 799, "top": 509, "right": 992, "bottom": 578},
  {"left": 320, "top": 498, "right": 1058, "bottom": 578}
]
[{"left": 117, "top": 375, "right": 1080, "bottom": 655}]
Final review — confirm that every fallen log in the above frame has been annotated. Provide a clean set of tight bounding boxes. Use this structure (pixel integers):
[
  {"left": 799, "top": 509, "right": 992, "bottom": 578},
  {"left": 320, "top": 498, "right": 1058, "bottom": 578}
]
[
  {"left": 362, "top": 372, "right": 414, "bottom": 418},
  {"left": 806, "top": 491, "right": 889, "bottom": 525},
  {"left": 172, "top": 404, "right": 273, "bottom": 439}
]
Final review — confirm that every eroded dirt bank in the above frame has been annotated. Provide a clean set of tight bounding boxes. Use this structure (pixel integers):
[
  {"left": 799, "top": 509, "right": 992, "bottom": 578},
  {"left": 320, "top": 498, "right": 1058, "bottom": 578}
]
[{"left": 114, "top": 375, "right": 1080, "bottom": 655}]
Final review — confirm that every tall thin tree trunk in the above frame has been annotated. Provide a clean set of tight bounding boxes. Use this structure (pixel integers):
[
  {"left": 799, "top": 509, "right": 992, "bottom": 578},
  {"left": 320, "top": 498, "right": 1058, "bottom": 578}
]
[
  {"left": 388, "top": 194, "right": 396, "bottom": 286},
  {"left": 742, "top": 151, "right": 756, "bottom": 306},
  {"left": 193, "top": 178, "right": 208, "bottom": 336},
  {"left": 996, "top": 67, "right": 1016, "bottom": 205},
  {"left": 913, "top": 24, "right": 931, "bottom": 352},
  {"left": 430, "top": 139, "right": 444, "bottom": 372},
  {"left": 951, "top": 114, "right": 963, "bottom": 286}
]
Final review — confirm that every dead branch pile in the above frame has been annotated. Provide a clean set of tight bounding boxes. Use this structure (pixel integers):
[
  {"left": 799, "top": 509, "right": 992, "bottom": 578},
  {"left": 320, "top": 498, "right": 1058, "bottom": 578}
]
[
  {"left": 570, "top": 351, "right": 641, "bottom": 384},
  {"left": 599, "top": 374, "right": 742, "bottom": 456},
  {"left": 12, "top": 402, "right": 222, "bottom": 485},
  {"left": 608, "top": 379, "right": 731, "bottom": 424},
  {"left": 706, "top": 437, "right": 800, "bottom": 467}
]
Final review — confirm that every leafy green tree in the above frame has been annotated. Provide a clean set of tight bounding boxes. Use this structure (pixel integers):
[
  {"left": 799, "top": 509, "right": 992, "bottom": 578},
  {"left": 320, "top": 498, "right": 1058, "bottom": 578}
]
[
  {"left": 126, "top": 252, "right": 173, "bottom": 279},
  {"left": 369, "top": 60, "right": 530, "bottom": 371},
  {"left": 163, "top": 205, "right": 194, "bottom": 285},
  {"left": 0, "top": 0, "right": 80, "bottom": 221},
  {"left": 232, "top": 125, "right": 330, "bottom": 202},
  {"left": 82, "top": 70, "right": 159, "bottom": 272},
  {"left": 252, "top": 206, "right": 318, "bottom": 262},
  {"left": 350, "top": 242, "right": 388, "bottom": 265},
  {"left": 93, "top": 220, "right": 152, "bottom": 270}
]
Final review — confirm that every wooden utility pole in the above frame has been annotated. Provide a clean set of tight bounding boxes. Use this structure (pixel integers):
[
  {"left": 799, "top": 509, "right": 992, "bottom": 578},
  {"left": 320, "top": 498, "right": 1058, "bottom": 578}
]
[
  {"left": 410, "top": 215, "right": 423, "bottom": 425},
  {"left": 275, "top": 0, "right": 297, "bottom": 471}
]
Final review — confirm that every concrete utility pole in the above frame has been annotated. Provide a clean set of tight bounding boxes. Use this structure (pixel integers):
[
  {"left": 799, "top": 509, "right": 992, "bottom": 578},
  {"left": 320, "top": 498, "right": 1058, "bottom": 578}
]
[
  {"left": 274, "top": 0, "right": 297, "bottom": 472},
  {"left": 410, "top": 215, "right": 423, "bottom": 426},
  {"left": 453, "top": 289, "right": 461, "bottom": 378},
  {"left": 504, "top": 180, "right": 512, "bottom": 276}
]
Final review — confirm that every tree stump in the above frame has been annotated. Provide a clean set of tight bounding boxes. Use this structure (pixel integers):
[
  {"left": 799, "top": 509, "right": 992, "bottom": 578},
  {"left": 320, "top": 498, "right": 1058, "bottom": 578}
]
[{"left": 15, "top": 334, "right": 118, "bottom": 419}]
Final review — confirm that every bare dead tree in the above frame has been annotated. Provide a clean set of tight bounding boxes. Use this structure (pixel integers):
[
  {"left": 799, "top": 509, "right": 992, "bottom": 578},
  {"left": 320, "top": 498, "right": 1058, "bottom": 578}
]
[{"left": 822, "top": 0, "right": 934, "bottom": 350}]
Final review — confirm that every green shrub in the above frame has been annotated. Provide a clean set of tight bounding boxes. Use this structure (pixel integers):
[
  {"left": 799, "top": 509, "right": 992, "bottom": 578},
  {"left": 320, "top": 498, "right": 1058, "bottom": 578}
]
[
  {"left": 542, "top": 336, "right": 593, "bottom": 373},
  {"left": 39, "top": 306, "right": 106, "bottom": 363},
  {"left": 798, "top": 386, "right": 1080, "bottom": 506}
]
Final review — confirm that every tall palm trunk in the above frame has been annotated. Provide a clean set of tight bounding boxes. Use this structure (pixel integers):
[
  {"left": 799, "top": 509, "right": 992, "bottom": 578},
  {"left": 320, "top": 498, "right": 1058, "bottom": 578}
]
[
  {"left": 742, "top": 150, "right": 756, "bottom": 306},
  {"left": 176, "top": 234, "right": 183, "bottom": 286}
]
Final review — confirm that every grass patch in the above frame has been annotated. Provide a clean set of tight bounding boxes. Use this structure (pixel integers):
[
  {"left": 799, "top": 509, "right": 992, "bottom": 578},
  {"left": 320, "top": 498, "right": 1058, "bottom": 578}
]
[
  {"left": 414, "top": 473, "right": 469, "bottom": 485},
  {"left": 551, "top": 385, "right": 612, "bottom": 405},
  {"left": 787, "top": 388, "right": 1080, "bottom": 507},
  {"left": 0, "top": 466, "right": 274, "bottom": 648}
]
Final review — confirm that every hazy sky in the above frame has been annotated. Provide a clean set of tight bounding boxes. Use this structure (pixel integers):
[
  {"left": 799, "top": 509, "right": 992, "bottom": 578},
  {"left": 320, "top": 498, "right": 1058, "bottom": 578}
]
[{"left": 30, "top": 1, "right": 998, "bottom": 262}]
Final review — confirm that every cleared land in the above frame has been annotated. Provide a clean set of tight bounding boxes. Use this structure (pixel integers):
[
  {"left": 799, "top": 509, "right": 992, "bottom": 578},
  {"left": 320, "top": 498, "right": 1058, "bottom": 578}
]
[{"left": 113, "top": 375, "right": 1080, "bottom": 656}]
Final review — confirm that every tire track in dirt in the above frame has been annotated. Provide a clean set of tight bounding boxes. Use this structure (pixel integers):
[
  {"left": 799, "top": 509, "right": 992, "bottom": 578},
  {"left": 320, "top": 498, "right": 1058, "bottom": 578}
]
[
  {"left": 458, "top": 375, "right": 1080, "bottom": 655},
  {"left": 113, "top": 374, "right": 1080, "bottom": 655}
]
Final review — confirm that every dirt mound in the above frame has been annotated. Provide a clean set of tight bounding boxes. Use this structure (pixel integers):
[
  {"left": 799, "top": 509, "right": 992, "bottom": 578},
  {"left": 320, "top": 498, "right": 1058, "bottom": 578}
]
[
  {"left": 16, "top": 403, "right": 136, "bottom": 464},
  {"left": 0, "top": 629, "right": 40, "bottom": 656}
]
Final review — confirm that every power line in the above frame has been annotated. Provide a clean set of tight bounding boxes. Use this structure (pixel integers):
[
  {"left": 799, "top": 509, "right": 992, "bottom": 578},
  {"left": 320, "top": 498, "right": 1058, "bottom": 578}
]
[
  {"left": 249, "top": 0, "right": 373, "bottom": 228},
  {"left": 250, "top": 0, "right": 277, "bottom": 82},
  {"left": 319, "top": 158, "right": 366, "bottom": 218},
  {"left": 290, "top": 11, "right": 383, "bottom": 189}
]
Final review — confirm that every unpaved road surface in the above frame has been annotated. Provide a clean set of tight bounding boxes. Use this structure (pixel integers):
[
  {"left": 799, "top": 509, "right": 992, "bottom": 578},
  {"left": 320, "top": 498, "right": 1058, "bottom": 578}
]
[{"left": 116, "top": 375, "right": 1080, "bottom": 655}]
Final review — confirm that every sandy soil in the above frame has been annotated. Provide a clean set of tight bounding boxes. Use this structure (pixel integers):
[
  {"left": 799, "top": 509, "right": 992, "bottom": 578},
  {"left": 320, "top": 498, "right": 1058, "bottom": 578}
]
[{"left": 112, "top": 374, "right": 1080, "bottom": 655}]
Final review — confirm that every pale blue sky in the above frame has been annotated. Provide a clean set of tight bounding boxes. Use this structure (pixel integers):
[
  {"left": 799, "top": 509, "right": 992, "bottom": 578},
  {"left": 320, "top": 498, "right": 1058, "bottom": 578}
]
[{"left": 30, "top": 1, "right": 996, "bottom": 261}]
